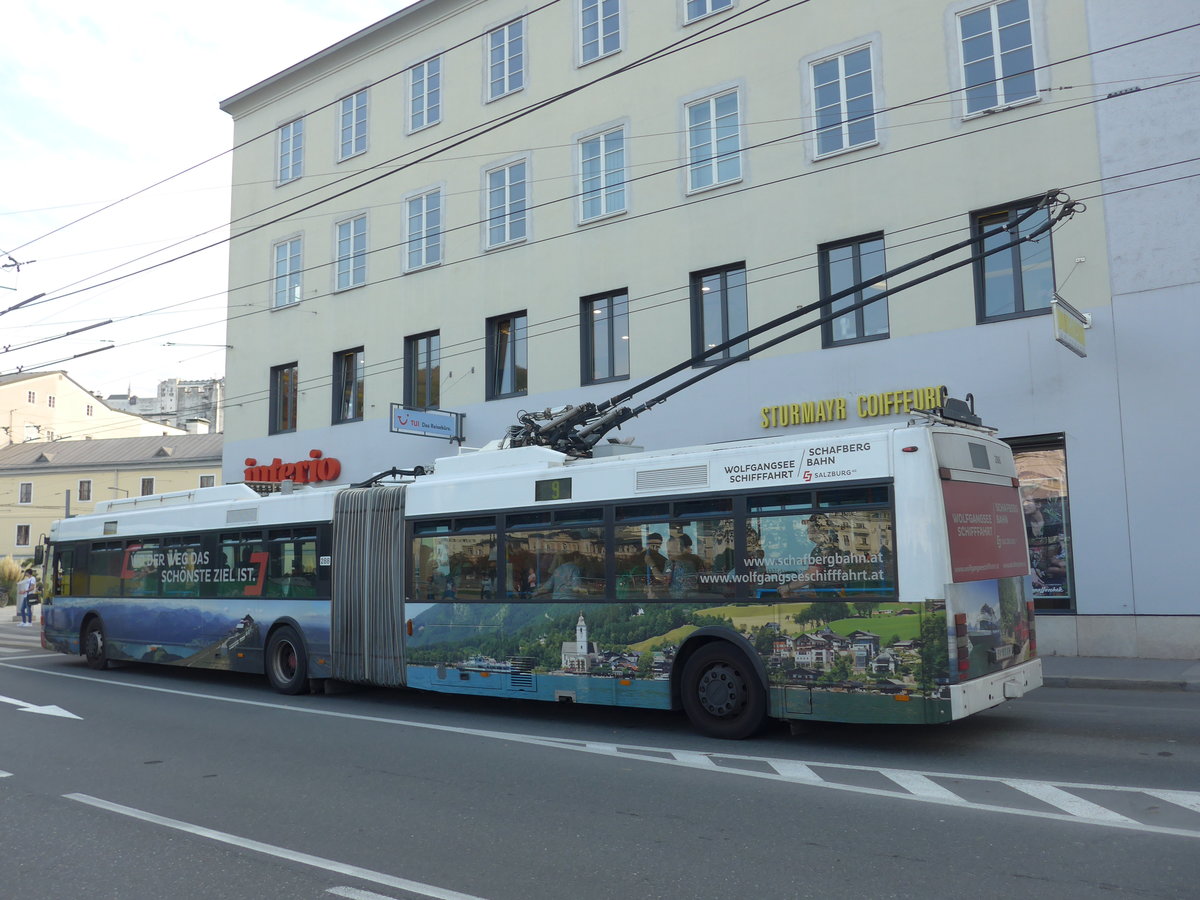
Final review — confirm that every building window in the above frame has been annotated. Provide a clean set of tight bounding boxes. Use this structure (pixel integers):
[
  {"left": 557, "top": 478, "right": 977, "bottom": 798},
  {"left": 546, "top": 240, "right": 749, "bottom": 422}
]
[
  {"left": 338, "top": 90, "right": 368, "bottom": 160},
  {"left": 685, "top": 0, "right": 733, "bottom": 23},
  {"left": 579, "top": 127, "right": 626, "bottom": 221},
  {"left": 335, "top": 215, "right": 367, "bottom": 290},
  {"left": 140, "top": 477, "right": 155, "bottom": 497},
  {"left": 409, "top": 56, "right": 442, "bottom": 132},
  {"left": 85, "top": 404, "right": 94, "bottom": 416},
  {"left": 273, "top": 237, "right": 303, "bottom": 308},
  {"left": 199, "top": 475, "right": 216, "bottom": 489},
  {"left": 278, "top": 118, "right": 304, "bottom": 184},
  {"left": 406, "top": 189, "right": 443, "bottom": 271},
  {"left": 270, "top": 363, "right": 299, "bottom": 434},
  {"left": 26, "top": 391, "right": 35, "bottom": 403},
  {"left": 581, "top": 290, "right": 630, "bottom": 385},
  {"left": 47, "top": 395, "right": 56, "bottom": 408},
  {"left": 18, "top": 482, "right": 32, "bottom": 504},
  {"left": 78, "top": 480, "right": 92, "bottom": 502},
  {"left": 486, "top": 160, "right": 528, "bottom": 248},
  {"left": 691, "top": 264, "right": 748, "bottom": 364},
  {"left": 959, "top": 0, "right": 1037, "bottom": 116},
  {"left": 973, "top": 199, "right": 1054, "bottom": 322},
  {"left": 487, "top": 20, "right": 525, "bottom": 101},
  {"left": 405, "top": 332, "right": 441, "bottom": 409},
  {"left": 812, "top": 47, "right": 876, "bottom": 157},
  {"left": 581, "top": 0, "right": 620, "bottom": 63},
  {"left": 15, "top": 525, "right": 30, "bottom": 547},
  {"left": 487, "top": 312, "right": 528, "bottom": 399},
  {"left": 686, "top": 90, "right": 741, "bottom": 192},
  {"left": 820, "top": 234, "right": 889, "bottom": 346},
  {"left": 332, "top": 347, "right": 365, "bottom": 424},
  {"left": 1008, "top": 435, "right": 1075, "bottom": 612}
]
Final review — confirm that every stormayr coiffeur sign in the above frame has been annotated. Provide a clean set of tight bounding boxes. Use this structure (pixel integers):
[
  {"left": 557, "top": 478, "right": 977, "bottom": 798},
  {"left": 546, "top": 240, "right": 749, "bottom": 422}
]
[
  {"left": 243, "top": 449, "right": 342, "bottom": 483},
  {"left": 760, "top": 385, "right": 945, "bottom": 429}
]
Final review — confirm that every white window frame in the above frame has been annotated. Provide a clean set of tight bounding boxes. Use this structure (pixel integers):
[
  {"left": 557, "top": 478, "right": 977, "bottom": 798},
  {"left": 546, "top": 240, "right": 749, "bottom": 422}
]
[
  {"left": 484, "top": 158, "right": 530, "bottom": 249},
  {"left": 278, "top": 118, "right": 304, "bottom": 184},
  {"left": 684, "top": 0, "right": 733, "bottom": 24},
  {"left": 338, "top": 89, "right": 369, "bottom": 160},
  {"left": 47, "top": 395, "right": 56, "bottom": 408},
  {"left": 273, "top": 237, "right": 303, "bottom": 308},
  {"left": 140, "top": 477, "right": 155, "bottom": 497},
  {"left": 199, "top": 475, "right": 216, "bottom": 489},
  {"left": 15, "top": 525, "right": 30, "bottom": 548},
  {"left": 578, "top": 125, "right": 627, "bottom": 222},
  {"left": 954, "top": 0, "right": 1041, "bottom": 118},
  {"left": 405, "top": 187, "right": 444, "bottom": 272},
  {"left": 409, "top": 56, "right": 442, "bottom": 133},
  {"left": 809, "top": 43, "right": 878, "bottom": 159},
  {"left": 26, "top": 391, "right": 35, "bottom": 403},
  {"left": 335, "top": 215, "right": 368, "bottom": 291},
  {"left": 78, "top": 479, "right": 93, "bottom": 502},
  {"left": 487, "top": 19, "right": 525, "bottom": 101},
  {"left": 684, "top": 87, "right": 743, "bottom": 193},
  {"left": 18, "top": 482, "right": 32, "bottom": 505},
  {"left": 580, "top": 0, "right": 621, "bottom": 65}
]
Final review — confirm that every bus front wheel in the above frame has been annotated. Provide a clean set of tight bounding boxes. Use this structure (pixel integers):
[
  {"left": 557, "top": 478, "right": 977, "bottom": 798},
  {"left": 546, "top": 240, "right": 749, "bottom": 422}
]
[
  {"left": 83, "top": 618, "right": 109, "bottom": 671},
  {"left": 681, "top": 643, "right": 767, "bottom": 739},
  {"left": 265, "top": 626, "right": 309, "bottom": 695}
]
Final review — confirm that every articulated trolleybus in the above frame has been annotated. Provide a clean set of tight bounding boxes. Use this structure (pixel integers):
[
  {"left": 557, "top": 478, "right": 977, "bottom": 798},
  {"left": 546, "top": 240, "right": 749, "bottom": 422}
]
[{"left": 41, "top": 408, "right": 1040, "bottom": 738}]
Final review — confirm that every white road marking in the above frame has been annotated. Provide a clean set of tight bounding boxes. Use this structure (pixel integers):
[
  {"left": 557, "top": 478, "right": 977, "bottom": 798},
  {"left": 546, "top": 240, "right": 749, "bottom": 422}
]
[
  {"left": 0, "top": 770, "right": 11, "bottom": 778},
  {"left": 879, "top": 770, "right": 967, "bottom": 803},
  {"left": 1004, "top": 780, "right": 1140, "bottom": 823},
  {"left": 64, "top": 794, "right": 491, "bottom": 900},
  {"left": 328, "top": 888, "right": 405, "bottom": 900},
  {"left": 0, "top": 692, "right": 81, "bottom": 719},
  {"left": 14, "top": 661, "right": 1200, "bottom": 839},
  {"left": 1144, "top": 790, "right": 1200, "bottom": 814}
]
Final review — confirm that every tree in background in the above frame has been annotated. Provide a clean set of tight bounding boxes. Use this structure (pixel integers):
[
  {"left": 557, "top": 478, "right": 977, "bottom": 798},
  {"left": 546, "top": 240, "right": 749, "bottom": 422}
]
[{"left": 0, "top": 557, "right": 23, "bottom": 608}]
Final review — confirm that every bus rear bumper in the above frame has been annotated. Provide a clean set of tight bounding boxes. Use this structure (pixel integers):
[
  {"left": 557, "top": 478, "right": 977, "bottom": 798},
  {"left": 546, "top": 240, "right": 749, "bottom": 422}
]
[{"left": 949, "top": 658, "right": 1043, "bottom": 719}]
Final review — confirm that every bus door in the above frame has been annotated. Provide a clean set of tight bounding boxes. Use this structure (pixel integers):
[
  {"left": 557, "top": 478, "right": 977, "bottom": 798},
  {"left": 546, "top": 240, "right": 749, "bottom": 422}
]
[{"left": 331, "top": 485, "right": 407, "bottom": 686}]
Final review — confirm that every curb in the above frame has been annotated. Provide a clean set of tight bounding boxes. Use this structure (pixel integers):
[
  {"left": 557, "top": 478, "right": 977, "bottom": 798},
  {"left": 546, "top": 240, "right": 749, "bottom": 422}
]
[{"left": 1043, "top": 675, "right": 1197, "bottom": 692}]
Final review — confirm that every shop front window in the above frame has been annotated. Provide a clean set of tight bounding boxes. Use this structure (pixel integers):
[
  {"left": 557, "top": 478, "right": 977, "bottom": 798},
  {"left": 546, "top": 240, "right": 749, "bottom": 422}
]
[{"left": 1009, "top": 436, "right": 1074, "bottom": 612}]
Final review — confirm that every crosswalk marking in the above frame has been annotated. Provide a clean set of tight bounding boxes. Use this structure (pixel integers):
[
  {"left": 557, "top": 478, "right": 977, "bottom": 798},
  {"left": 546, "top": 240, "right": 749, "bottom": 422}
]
[
  {"left": 770, "top": 761, "right": 821, "bottom": 782},
  {"left": 1144, "top": 789, "right": 1200, "bottom": 814},
  {"left": 879, "top": 770, "right": 966, "bottom": 803},
  {"left": 986, "top": 780, "right": 1140, "bottom": 824}
]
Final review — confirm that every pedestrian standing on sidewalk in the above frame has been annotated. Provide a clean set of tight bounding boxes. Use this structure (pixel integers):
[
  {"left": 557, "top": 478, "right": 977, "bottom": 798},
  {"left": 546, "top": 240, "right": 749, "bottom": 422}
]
[{"left": 17, "top": 568, "right": 36, "bottom": 627}]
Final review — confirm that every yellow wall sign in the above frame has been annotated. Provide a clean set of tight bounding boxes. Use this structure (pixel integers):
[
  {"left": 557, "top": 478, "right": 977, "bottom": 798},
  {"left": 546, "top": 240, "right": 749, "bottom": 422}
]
[{"left": 761, "top": 385, "right": 944, "bottom": 429}]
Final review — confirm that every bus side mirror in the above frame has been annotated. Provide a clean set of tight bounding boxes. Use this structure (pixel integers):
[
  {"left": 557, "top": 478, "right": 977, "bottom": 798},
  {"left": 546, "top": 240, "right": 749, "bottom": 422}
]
[{"left": 33, "top": 544, "right": 45, "bottom": 566}]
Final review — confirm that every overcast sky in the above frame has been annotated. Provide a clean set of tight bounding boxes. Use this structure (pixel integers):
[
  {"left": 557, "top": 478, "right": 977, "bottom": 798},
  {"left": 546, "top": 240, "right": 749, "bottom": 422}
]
[{"left": 0, "top": 1, "right": 414, "bottom": 398}]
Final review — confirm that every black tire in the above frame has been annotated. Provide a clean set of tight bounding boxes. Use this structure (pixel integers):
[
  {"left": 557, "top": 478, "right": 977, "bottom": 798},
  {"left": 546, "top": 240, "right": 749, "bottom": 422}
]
[
  {"left": 83, "top": 618, "right": 109, "bottom": 671},
  {"left": 681, "top": 642, "right": 767, "bottom": 739},
  {"left": 265, "top": 626, "right": 309, "bottom": 695}
]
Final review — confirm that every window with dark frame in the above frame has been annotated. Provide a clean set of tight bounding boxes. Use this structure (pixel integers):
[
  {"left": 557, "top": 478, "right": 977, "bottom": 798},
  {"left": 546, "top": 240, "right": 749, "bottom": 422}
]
[
  {"left": 690, "top": 264, "right": 748, "bottom": 365},
  {"left": 581, "top": 290, "right": 630, "bottom": 385},
  {"left": 332, "top": 347, "right": 365, "bottom": 424},
  {"left": 140, "top": 477, "right": 155, "bottom": 497},
  {"left": 269, "top": 362, "right": 299, "bottom": 434},
  {"left": 973, "top": 199, "right": 1054, "bottom": 322},
  {"left": 78, "top": 480, "right": 92, "bottom": 502},
  {"left": 820, "top": 234, "right": 889, "bottom": 347},
  {"left": 487, "top": 312, "right": 528, "bottom": 399},
  {"left": 405, "top": 331, "right": 441, "bottom": 409}
]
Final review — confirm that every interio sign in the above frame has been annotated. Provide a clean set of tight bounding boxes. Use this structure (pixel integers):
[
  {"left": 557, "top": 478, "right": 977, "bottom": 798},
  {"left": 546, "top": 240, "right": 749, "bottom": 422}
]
[{"left": 243, "top": 449, "right": 342, "bottom": 484}]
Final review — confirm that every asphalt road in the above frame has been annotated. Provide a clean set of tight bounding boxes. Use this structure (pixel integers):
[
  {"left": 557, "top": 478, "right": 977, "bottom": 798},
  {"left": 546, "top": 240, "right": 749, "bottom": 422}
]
[{"left": 2, "top": 628, "right": 1198, "bottom": 900}]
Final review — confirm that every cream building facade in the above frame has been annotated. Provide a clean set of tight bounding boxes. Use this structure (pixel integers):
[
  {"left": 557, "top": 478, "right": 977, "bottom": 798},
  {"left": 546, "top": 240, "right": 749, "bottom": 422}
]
[
  {"left": 0, "top": 433, "right": 223, "bottom": 560},
  {"left": 1, "top": 371, "right": 186, "bottom": 448},
  {"left": 219, "top": 1, "right": 1198, "bottom": 657}
]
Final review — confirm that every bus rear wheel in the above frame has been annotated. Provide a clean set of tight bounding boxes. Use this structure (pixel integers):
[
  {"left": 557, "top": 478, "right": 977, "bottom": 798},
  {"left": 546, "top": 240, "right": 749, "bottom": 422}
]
[
  {"left": 83, "top": 618, "right": 109, "bottom": 671},
  {"left": 681, "top": 643, "right": 767, "bottom": 739},
  {"left": 265, "top": 626, "right": 309, "bottom": 695}
]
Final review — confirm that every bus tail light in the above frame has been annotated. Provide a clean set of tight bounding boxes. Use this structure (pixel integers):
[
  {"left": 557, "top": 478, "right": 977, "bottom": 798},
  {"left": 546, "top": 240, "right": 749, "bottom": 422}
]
[
  {"left": 406, "top": 619, "right": 413, "bottom": 636},
  {"left": 1026, "top": 601, "right": 1037, "bottom": 656},
  {"left": 954, "top": 613, "right": 970, "bottom": 679}
]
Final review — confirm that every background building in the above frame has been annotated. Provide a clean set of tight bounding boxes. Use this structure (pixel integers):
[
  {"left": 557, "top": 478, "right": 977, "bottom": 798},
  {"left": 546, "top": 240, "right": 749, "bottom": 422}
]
[
  {"left": 1, "top": 371, "right": 187, "bottom": 448},
  {"left": 218, "top": 0, "right": 1198, "bottom": 657},
  {"left": 0, "top": 433, "right": 223, "bottom": 560},
  {"left": 105, "top": 377, "right": 225, "bottom": 433}
]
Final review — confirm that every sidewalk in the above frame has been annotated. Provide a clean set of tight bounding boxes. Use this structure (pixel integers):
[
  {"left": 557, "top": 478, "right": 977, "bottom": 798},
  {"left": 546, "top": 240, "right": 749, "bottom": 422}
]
[
  {"left": 2, "top": 615, "right": 1196, "bottom": 690},
  {"left": 1040, "top": 654, "right": 1200, "bottom": 692}
]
